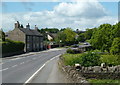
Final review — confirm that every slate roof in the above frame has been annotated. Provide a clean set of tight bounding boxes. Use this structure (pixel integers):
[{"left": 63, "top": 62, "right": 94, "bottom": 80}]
[
  {"left": 19, "top": 28, "right": 42, "bottom": 36},
  {"left": 47, "top": 33, "right": 57, "bottom": 38}
]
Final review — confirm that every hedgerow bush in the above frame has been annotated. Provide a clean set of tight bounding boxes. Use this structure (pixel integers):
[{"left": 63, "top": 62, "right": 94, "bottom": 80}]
[
  {"left": 80, "top": 52, "right": 101, "bottom": 67},
  {"left": 66, "top": 48, "right": 75, "bottom": 54},
  {"left": 100, "top": 54, "right": 120, "bottom": 66},
  {"left": 62, "top": 53, "right": 82, "bottom": 66},
  {"left": 62, "top": 52, "right": 101, "bottom": 66},
  {"left": 66, "top": 48, "right": 82, "bottom": 54},
  {"left": 2, "top": 39, "right": 25, "bottom": 54}
]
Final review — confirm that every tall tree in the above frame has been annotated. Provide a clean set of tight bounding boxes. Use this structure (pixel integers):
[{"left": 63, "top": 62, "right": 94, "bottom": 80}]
[
  {"left": 55, "top": 28, "right": 77, "bottom": 45},
  {"left": 63, "top": 28, "right": 77, "bottom": 44},
  {"left": 110, "top": 37, "right": 120, "bottom": 54},
  {"left": 90, "top": 24, "right": 112, "bottom": 51}
]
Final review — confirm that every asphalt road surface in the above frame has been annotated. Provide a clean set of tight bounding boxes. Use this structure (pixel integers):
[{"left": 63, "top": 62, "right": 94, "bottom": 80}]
[
  {"left": 1, "top": 48, "right": 66, "bottom": 84},
  {"left": 31, "top": 55, "right": 71, "bottom": 83}
]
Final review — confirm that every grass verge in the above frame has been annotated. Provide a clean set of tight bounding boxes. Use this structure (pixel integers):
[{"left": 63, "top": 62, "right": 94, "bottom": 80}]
[{"left": 88, "top": 79, "right": 120, "bottom": 85}]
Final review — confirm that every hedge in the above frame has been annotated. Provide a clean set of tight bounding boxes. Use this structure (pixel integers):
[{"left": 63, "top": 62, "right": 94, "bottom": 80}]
[
  {"left": 62, "top": 52, "right": 101, "bottom": 67},
  {"left": 100, "top": 54, "right": 120, "bottom": 66},
  {"left": 2, "top": 39, "right": 25, "bottom": 54}
]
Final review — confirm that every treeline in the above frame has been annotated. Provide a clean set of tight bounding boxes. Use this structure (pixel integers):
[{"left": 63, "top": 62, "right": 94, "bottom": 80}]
[
  {"left": 37, "top": 22, "right": 120, "bottom": 54},
  {"left": 38, "top": 28, "right": 67, "bottom": 33},
  {"left": 38, "top": 27, "right": 77, "bottom": 45},
  {"left": 38, "top": 22, "right": 120, "bottom": 54},
  {"left": 38, "top": 28, "right": 59, "bottom": 33},
  {"left": 77, "top": 22, "right": 120, "bottom": 54}
]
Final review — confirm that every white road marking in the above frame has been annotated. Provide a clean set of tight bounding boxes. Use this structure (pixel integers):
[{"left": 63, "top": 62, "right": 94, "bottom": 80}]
[
  {"left": 11, "top": 58, "right": 22, "bottom": 61},
  {"left": 24, "top": 64, "right": 46, "bottom": 84},
  {"left": 1, "top": 68, "right": 9, "bottom": 71},
  {"left": 12, "top": 65, "right": 18, "bottom": 68},
  {"left": 20, "top": 62, "right": 24, "bottom": 65},
  {"left": 24, "top": 54, "right": 61, "bottom": 84}
]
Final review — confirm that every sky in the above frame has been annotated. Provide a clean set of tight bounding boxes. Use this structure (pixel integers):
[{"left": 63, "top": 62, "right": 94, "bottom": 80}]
[{"left": 1, "top": 0, "right": 119, "bottom": 32}]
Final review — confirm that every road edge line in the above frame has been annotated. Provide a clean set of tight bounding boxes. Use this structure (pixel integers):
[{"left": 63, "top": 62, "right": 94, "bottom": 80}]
[{"left": 23, "top": 54, "right": 61, "bottom": 84}]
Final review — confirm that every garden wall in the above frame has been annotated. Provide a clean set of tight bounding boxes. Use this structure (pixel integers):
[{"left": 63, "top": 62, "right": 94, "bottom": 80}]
[{"left": 59, "top": 58, "right": 120, "bottom": 83}]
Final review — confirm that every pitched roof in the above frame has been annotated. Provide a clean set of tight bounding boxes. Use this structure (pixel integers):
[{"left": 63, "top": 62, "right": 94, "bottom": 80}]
[
  {"left": 47, "top": 33, "right": 57, "bottom": 38},
  {"left": 19, "top": 28, "right": 42, "bottom": 36}
]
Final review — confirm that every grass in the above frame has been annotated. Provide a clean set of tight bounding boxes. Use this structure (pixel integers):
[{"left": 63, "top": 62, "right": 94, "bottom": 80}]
[
  {"left": 100, "top": 54, "right": 120, "bottom": 66},
  {"left": 62, "top": 50, "right": 120, "bottom": 66},
  {"left": 62, "top": 52, "right": 101, "bottom": 67},
  {"left": 88, "top": 79, "right": 120, "bottom": 85},
  {"left": 62, "top": 53, "right": 82, "bottom": 66}
]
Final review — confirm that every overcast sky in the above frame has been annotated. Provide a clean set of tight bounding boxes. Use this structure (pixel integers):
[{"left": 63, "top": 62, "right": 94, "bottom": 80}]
[{"left": 1, "top": 0, "right": 118, "bottom": 32}]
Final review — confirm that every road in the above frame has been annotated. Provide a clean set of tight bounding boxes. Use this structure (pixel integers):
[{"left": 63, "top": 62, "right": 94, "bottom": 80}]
[
  {"left": 1, "top": 48, "right": 66, "bottom": 84},
  {"left": 31, "top": 55, "right": 71, "bottom": 83}
]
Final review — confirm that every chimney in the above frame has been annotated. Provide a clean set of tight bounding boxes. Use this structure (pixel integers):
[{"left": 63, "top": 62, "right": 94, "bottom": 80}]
[
  {"left": 15, "top": 21, "right": 20, "bottom": 28},
  {"left": 26, "top": 23, "right": 30, "bottom": 29},
  {"left": 35, "top": 25, "right": 38, "bottom": 31}
]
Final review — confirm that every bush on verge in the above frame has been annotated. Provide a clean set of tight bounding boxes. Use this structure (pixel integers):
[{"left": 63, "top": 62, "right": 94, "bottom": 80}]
[
  {"left": 100, "top": 54, "right": 120, "bottom": 66},
  {"left": 80, "top": 52, "right": 101, "bottom": 67}
]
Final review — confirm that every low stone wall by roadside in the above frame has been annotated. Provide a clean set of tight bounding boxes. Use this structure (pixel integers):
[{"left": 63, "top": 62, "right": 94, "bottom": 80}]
[
  {"left": 58, "top": 59, "right": 88, "bottom": 83},
  {"left": 78, "top": 65, "right": 120, "bottom": 79},
  {"left": 58, "top": 56, "right": 120, "bottom": 83}
]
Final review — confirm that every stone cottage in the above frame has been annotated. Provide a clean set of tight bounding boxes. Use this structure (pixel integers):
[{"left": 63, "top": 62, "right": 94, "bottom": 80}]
[{"left": 8, "top": 21, "right": 43, "bottom": 52}]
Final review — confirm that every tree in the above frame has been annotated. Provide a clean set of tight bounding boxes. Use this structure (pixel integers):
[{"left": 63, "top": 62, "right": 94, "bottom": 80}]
[
  {"left": 112, "top": 22, "right": 120, "bottom": 38},
  {"left": 55, "top": 31, "right": 66, "bottom": 44},
  {"left": 90, "top": 24, "right": 112, "bottom": 52},
  {"left": 60, "top": 28, "right": 66, "bottom": 31},
  {"left": 110, "top": 37, "right": 120, "bottom": 55},
  {"left": 0, "top": 29, "right": 5, "bottom": 41},
  {"left": 55, "top": 28, "right": 77, "bottom": 45},
  {"left": 77, "top": 33, "right": 85, "bottom": 42},
  {"left": 84, "top": 28, "right": 95, "bottom": 40},
  {"left": 63, "top": 28, "right": 77, "bottom": 45}
]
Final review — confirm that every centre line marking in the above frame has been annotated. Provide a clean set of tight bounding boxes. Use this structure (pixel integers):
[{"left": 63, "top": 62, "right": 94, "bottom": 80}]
[
  {"left": 12, "top": 65, "right": 18, "bottom": 67},
  {"left": 20, "top": 62, "right": 25, "bottom": 64},
  {"left": 2, "top": 68, "right": 9, "bottom": 71}
]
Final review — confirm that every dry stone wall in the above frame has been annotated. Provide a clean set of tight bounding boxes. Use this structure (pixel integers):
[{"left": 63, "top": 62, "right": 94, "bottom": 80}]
[{"left": 59, "top": 58, "right": 120, "bottom": 83}]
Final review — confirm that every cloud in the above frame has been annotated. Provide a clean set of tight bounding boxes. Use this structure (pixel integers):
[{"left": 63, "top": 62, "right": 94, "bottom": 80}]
[
  {"left": 1, "top": 1, "right": 118, "bottom": 32},
  {"left": 54, "top": 1, "right": 107, "bottom": 18}
]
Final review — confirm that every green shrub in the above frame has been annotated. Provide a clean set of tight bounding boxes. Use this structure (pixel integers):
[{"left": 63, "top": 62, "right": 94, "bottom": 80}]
[
  {"left": 2, "top": 39, "right": 25, "bottom": 54},
  {"left": 66, "top": 48, "right": 75, "bottom": 54},
  {"left": 100, "top": 54, "right": 120, "bottom": 66},
  {"left": 66, "top": 48, "right": 82, "bottom": 54},
  {"left": 62, "top": 53, "right": 82, "bottom": 66},
  {"left": 62, "top": 52, "right": 101, "bottom": 67},
  {"left": 110, "top": 37, "right": 120, "bottom": 55},
  {"left": 80, "top": 52, "right": 101, "bottom": 67},
  {"left": 90, "top": 49, "right": 102, "bottom": 53}
]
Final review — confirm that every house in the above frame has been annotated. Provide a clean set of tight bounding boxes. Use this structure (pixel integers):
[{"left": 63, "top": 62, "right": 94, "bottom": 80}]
[
  {"left": 46, "top": 32, "right": 57, "bottom": 41},
  {"left": 8, "top": 21, "right": 43, "bottom": 52}
]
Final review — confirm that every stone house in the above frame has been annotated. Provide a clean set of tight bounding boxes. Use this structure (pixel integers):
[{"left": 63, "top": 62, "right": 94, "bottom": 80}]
[{"left": 8, "top": 21, "right": 43, "bottom": 52}]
